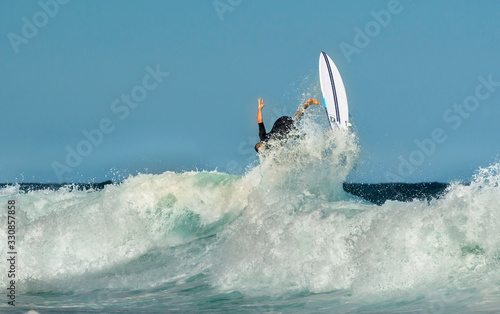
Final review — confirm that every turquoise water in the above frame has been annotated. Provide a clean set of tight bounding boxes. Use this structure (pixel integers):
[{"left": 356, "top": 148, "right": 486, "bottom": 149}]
[{"left": 1, "top": 121, "right": 500, "bottom": 313}]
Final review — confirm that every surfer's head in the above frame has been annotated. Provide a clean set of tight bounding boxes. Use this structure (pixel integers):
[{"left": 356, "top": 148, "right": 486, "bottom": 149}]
[{"left": 255, "top": 142, "right": 266, "bottom": 153}]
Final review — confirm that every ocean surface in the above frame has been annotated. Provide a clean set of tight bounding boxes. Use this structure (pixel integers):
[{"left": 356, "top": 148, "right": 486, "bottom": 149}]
[{"left": 1, "top": 118, "right": 499, "bottom": 313}]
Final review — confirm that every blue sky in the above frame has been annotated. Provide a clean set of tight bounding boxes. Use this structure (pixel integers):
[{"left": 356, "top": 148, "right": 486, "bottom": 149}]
[{"left": 1, "top": 0, "right": 500, "bottom": 183}]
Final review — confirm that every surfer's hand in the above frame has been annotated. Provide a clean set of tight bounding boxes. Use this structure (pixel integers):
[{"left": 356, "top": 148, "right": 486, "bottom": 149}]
[
  {"left": 258, "top": 98, "right": 265, "bottom": 109},
  {"left": 307, "top": 98, "right": 320, "bottom": 105}
]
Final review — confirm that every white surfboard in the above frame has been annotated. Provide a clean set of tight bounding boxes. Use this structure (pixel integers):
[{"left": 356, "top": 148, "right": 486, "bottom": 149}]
[{"left": 319, "top": 51, "right": 349, "bottom": 130}]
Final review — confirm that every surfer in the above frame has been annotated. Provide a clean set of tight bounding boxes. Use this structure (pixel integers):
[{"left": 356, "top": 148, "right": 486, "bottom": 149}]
[{"left": 255, "top": 97, "right": 320, "bottom": 152}]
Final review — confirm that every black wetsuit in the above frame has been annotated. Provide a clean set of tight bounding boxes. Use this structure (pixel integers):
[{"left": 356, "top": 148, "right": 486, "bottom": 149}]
[{"left": 259, "top": 116, "right": 295, "bottom": 143}]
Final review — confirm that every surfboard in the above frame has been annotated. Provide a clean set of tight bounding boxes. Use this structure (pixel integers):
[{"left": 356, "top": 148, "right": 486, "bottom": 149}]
[{"left": 319, "top": 51, "right": 349, "bottom": 130}]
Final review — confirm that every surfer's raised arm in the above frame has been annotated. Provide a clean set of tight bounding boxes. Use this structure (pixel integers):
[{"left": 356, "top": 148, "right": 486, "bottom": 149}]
[
  {"left": 257, "top": 97, "right": 265, "bottom": 123},
  {"left": 255, "top": 98, "right": 268, "bottom": 153},
  {"left": 294, "top": 98, "right": 320, "bottom": 118}
]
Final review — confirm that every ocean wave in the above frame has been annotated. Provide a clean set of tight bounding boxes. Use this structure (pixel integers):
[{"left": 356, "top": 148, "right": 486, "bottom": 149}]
[{"left": 0, "top": 116, "right": 499, "bottom": 312}]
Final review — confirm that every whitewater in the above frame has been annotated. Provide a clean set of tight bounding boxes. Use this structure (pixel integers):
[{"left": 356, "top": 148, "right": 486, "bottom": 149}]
[{"left": 1, "top": 114, "right": 500, "bottom": 313}]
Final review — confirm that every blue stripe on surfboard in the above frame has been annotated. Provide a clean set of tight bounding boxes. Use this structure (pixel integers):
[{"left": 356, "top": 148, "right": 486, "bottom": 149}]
[
  {"left": 323, "top": 97, "right": 330, "bottom": 126},
  {"left": 321, "top": 51, "right": 341, "bottom": 124}
]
